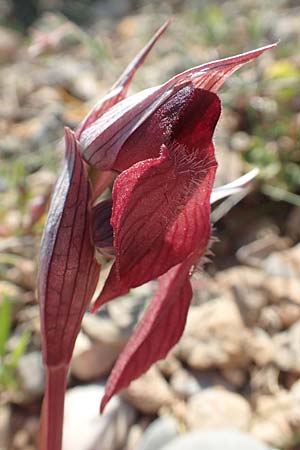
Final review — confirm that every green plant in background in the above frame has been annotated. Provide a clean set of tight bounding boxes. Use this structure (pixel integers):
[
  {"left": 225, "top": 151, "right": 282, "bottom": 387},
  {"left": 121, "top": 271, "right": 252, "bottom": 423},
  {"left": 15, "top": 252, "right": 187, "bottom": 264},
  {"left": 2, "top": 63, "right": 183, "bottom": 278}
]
[
  {"left": 182, "top": 1, "right": 300, "bottom": 205},
  {"left": 242, "top": 56, "right": 300, "bottom": 204},
  {"left": 0, "top": 295, "right": 30, "bottom": 391}
]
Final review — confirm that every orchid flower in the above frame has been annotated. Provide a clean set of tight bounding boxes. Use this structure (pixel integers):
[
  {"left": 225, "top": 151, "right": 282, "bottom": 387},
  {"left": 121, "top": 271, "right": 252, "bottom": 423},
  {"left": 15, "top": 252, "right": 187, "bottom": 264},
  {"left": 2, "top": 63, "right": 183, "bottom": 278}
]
[{"left": 38, "top": 20, "right": 276, "bottom": 450}]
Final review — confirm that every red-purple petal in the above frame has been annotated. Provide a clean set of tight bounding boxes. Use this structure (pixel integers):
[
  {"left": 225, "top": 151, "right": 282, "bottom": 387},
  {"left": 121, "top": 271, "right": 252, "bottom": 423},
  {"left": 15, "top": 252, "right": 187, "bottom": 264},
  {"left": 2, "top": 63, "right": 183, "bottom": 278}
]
[
  {"left": 38, "top": 128, "right": 100, "bottom": 366},
  {"left": 80, "top": 43, "right": 276, "bottom": 170},
  {"left": 76, "top": 20, "right": 170, "bottom": 138},
  {"left": 171, "top": 43, "right": 277, "bottom": 92},
  {"left": 100, "top": 255, "right": 195, "bottom": 412},
  {"left": 92, "top": 199, "right": 114, "bottom": 257},
  {"left": 110, "top": 19, "right": 171, "bottom": 95},
  {"left": 80, "top": 84, "right": 178, "bottom": 169}
]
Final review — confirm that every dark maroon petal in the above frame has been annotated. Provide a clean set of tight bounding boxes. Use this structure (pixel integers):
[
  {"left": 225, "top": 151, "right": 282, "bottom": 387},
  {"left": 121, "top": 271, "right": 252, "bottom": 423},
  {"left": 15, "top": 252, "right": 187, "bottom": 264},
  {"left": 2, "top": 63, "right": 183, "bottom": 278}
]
[
  {"left": 80, "top": 44, "right": 276, "bottom": 170},
  {"left": 38, "top": 128, "right": 100, "bottom": 366},
  {"left": 100, "top": 255, "right": 195, "bottom": 412},
  {"left": 76, "top": 20, "right": 170, "bottom": 138},
  {"left": 114, "top": 85, "right": 220, "bottom": 171},
  {"left": 91, "top": 91, "right": 220, "bottom": 311},
  {"left": 92, "top": 199, "right": 114, "bottom": 255},
  {"left": 80, "top": 84, "right": 179, "bottom": 170}
]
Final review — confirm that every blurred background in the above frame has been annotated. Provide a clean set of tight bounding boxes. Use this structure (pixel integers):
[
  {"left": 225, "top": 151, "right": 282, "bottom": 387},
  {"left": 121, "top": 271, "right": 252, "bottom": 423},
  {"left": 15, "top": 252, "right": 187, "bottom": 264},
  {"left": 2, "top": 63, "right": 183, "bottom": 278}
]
[{"left": 0, "top": 0, "right": 300, "bottom": 449}]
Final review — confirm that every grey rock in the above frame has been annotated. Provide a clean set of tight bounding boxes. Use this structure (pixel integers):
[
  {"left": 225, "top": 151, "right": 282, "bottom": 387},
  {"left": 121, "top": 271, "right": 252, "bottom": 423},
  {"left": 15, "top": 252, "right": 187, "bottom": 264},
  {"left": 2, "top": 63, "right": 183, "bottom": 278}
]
[
  {"left": 170, "top": 370, "right": 202, "bottom": 400},
  {"left": 170, "top": 369, "right": 233, "bottom": 400},
  {"left": 216, "top": 266, "right": 267, "bottom": 326},
  {"left": 222, "top": 368, "right": 247, "bottom": 389},
  {"left": 32, "top": 57, "right": 88, "bottom": 88},
  {"left": 72, "top": 72, "right": 99, "bottom": 100},
  {"left": 0, "top": 405, "right": 11, "bottom": 448},
  {"left": 186, "top": 388, "right": 252, "bottom": 431},
  {"left": 0, "top": 26, "right": 21, "bottom": 62},
  {"left": 82, "top": 313, "right": 123, "bottom": 344},
  {"left": 236, "top": 234, "right": 288, "bottom": 269},
  {"left": 251, "top": 381, "right": 300, "bottom": 449},
  {"left": 250, "top": 365, "right": 280, "bottom": 397},
  {"left": 71, "top": 332, "right": 124, "bottom": 380},
  {"left": 63, "top": 384, "right": 136, "bottom": 450},
  {"left": 122, "top": 366, "right": 176, "bottom": 415},
  {"left": 273, "top": 322, "right": 300, "bottom": 373},
  {"left": 107, "top": 283, "right": 153, "bottom": 332},
  {"left": 17, "top": 351, "right": 45, "bottom": 399},
  {"left": 0, "top": 176, "right": 7, "bottom": 192},
  {"left": 157, "top": 354, "right": 182, "bottom": 378},
  {"left": 262, "top": 244, "right": 300, "bottom": 278},
  {"left": 178, "top": 298, "right": 248, "bottom": 370},
  {"left": 159, "top": 429, "right": 276, "bottom": 450},
  {"left": 136, "top": 417, "right": 179, "bottom": 450},
  {"left": 263, "top": 276, "right": 300, "bottom": 305},
  {"left": 125, "top": 423, "right": 147, "bottom": 450},
  {"left": 194, "top": 370, "right": 234, "bottom": 391},
  {"left": 276, "top": 14, "right": 300, "bottom": 39},
  {"left": 245, "top": 329, "right": 275, "bottom": 367},
  {"left": 91, "top": 0, "right": 133, "bottom": 18},
  {"left": 0, "top": 136, "right": 22, "bottom": 157}
]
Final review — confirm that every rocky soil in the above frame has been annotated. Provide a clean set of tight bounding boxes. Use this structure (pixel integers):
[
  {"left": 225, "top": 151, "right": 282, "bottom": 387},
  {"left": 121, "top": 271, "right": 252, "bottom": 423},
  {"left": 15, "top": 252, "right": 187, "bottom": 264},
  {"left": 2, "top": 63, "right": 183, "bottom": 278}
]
[{"left": 1, "top": 1, "right": 300, "bottom": 449}]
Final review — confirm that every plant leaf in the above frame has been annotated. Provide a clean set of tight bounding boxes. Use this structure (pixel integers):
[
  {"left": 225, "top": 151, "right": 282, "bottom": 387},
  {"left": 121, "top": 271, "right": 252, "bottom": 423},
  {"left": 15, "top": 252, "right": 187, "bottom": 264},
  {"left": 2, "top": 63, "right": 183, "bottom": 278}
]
[
  {"left": 8, "top": 330, "right": 31, "bottom": 369},
  {"left": 0, "top": 295, "right": 12, "bottom": 357}
]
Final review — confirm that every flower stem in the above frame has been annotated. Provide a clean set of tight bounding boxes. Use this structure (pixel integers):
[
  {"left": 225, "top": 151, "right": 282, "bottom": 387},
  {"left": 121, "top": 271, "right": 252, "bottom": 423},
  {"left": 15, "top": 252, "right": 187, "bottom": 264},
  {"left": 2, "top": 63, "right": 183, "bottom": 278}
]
[{"left": 39, "top": 365, "right": 68, "bottom": 450}]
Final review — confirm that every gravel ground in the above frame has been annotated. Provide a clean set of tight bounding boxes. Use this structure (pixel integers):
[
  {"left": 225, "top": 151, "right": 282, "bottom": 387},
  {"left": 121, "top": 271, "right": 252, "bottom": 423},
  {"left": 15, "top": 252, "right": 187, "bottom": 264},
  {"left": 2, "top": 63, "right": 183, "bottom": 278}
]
[{"left": 0, "top": 1, "right": 300, "bottom": 449}]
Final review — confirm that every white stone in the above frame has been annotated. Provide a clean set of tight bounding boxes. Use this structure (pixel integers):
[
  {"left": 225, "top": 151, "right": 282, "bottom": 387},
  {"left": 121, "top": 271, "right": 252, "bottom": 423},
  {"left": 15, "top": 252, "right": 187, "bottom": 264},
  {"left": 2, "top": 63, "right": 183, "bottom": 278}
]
[{"left": 63, "top": 384, "right": 136, "bottom": 450}]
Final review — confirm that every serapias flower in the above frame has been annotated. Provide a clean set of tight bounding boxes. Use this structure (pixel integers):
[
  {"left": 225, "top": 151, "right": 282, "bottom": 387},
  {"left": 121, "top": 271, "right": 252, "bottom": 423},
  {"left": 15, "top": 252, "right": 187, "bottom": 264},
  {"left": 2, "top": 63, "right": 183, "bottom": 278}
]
[
  {"left": 38, "top": 19, "right": 276, "bottom": 450},
  {"left": 79, "top": 38, "right": 276, "bottom": 411}
]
